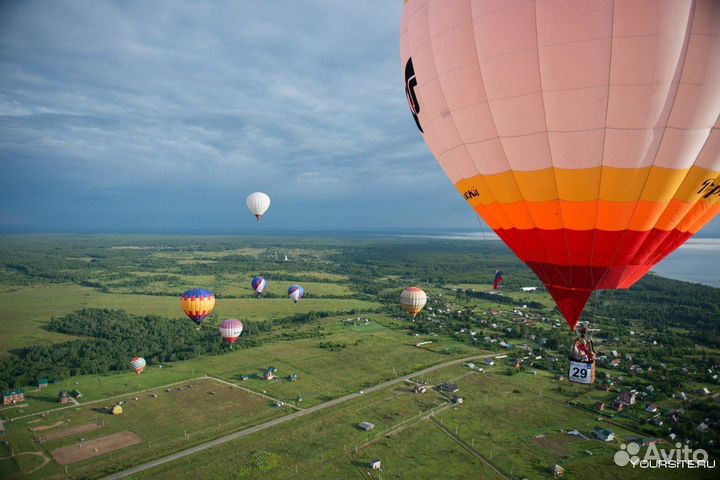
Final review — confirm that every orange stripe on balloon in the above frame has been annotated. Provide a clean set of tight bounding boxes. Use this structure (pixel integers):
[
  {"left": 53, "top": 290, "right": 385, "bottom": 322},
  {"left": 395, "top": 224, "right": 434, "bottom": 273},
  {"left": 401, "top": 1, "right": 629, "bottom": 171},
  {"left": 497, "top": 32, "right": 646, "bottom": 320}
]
[{"left": 476, "top": 198, "right": 717, "bottom": 233}]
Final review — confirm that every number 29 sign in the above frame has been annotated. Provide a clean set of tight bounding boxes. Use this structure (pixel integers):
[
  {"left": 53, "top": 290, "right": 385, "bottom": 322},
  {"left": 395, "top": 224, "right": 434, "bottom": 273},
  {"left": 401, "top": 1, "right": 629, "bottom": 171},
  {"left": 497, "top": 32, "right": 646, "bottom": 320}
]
[{"left": 568, "top": 361, "right": 594, "bottom": 385}]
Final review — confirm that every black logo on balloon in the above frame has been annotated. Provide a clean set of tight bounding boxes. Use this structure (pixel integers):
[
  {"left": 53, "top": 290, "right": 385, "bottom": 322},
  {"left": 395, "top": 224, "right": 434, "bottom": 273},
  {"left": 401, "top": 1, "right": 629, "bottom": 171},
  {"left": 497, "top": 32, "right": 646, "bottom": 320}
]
[
  {"left": 405, "top": 57, "right": 423, "bottom": 133},
  {"left": 698, "top": 179, "right": 720, "bottom": 198},
  {"left": 463, "top": 188, "right": 479, "bottom": 200}
]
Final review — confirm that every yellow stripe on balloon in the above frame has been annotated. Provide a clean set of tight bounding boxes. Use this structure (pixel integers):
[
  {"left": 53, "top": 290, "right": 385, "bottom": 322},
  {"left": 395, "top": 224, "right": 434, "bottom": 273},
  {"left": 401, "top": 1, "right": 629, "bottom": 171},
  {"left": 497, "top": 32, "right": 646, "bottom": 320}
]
[{"left": 456, "top": 165, "right": 719, "bottom": 205}]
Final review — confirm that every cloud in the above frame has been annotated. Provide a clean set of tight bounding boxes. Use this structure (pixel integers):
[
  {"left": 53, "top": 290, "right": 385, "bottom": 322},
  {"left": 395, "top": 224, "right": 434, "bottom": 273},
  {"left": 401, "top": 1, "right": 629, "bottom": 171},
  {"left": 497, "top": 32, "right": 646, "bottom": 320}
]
[{"left": 0, "top": 1, "right": 716, "bottom": 236}]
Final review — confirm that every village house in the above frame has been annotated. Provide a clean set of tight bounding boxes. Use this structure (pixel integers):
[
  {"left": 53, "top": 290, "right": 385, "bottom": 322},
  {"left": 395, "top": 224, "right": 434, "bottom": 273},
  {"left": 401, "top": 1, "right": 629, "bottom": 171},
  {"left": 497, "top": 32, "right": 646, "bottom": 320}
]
[
  {"left": 645, "top": 404, "right": 658, "bottom": 413},
  {"left": 612, "top": 400, "right": 624, "bottom": 412},
  {"left": 594, "top": 401, "right": 605, "bottom": 411},
  {"left": 38, "top": 378, "right": 49, "bottom": 390},
  {"left": 358, "top": 422, "right": 375, "bottom": 431},
  {"left": 550, "top": 464, "right": 565, "bottom": 477},
  {"left": 437, "top": 383, "right": 460, "bottom": 394},
  {"left": 2, "top": 389, "right": 25, "bottom": 405},
  {"left": 617, "top": 391, "right": 637, "bottom": 405},
  {"left": 58, "top": 390, "right": 71, "bottom": 404},
  {"left": 593, "top": 427, "right": 615, "bottom": 442}
]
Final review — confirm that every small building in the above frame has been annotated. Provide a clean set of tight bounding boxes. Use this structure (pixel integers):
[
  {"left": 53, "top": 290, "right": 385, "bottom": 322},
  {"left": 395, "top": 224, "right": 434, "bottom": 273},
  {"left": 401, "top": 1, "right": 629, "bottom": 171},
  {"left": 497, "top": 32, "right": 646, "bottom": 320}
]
[
  {"left": 697, "top": 422, "right": 709, "bottom": 433},
  {"left": 371, "top": 460, "right": 381, "bottom": 470},
  {"left": 58, "top": 390, "right": 71, "bottom": 404},
  {"left": 437, "top": 383, "right": 460, "bottom": 393},
  {"left": 240, "top": 375, "right": 249, "bottom": 381},
  {"left": 650, "top": 417, "right": 663, "bottom": 427},
  {"left": 452, "top": 395, "right": 464, "bottom": 405},
  {"left": 359, "top": 422, "right": 375, "bottom": 431},
  {"left": 646, "top": 404, "right": 658, "bottom": 413},
  {"left": 612, "top": 400, "right": 624, "bottom": 412},
  {"left": 71, "top": 389, "right": 82, "bottom": 399},
  {"left": 38, "top": 378, "right": 49, "bottom": 390},
  {"left": 550, "top": 464, "right": 565, "bottom": 477},
  {"left": 483, "top": 358, "right": 495, "bottom": 366},
  {"left": 2, "top": 389, "right": 25, "bottom": 405},
  {"left": 414, "top": 385, "right": 427, "bottom": 394},
  {"left": 593, "top": 427, "right": 615, "bottom": 442},
  {"left": 288, "top": 374, "right": 298, "bottom": 382},
  {"left": 594, "top": 402, "right": 606, "bottom": 411},
  {"left": 617, "top": 391, "right": 637, "bottom": 405}
]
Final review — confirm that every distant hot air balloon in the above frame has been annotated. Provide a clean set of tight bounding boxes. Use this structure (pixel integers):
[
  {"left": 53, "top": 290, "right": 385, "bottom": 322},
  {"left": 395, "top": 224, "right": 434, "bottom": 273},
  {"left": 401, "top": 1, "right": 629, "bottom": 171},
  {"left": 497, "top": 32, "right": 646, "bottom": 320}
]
[
  {"left": 181, "top": 288, "right": 216, "bottom": 330},
  {"left": 130, "top": 357, "right": 146, "bottom": 377},
  {"left": 400, "top": 287, "right": 427, "bottom": 321},
  {"left": 401, "top": 0, "right": 720, "bottom": 330},
  {"left": 493, "top": 270, "right": 504, "bottom": 290},
  {"left": 219, "top": 319, "right": 244, "bottom": 344},
  {"left": 246, "top": 192, "right": 271, "bottom": 222},
  {"left": 288, "top": 284, "right": 304, "bottom": 303},
  {"left": 251, "top": 276, "right": 267, "bottom": 295}
]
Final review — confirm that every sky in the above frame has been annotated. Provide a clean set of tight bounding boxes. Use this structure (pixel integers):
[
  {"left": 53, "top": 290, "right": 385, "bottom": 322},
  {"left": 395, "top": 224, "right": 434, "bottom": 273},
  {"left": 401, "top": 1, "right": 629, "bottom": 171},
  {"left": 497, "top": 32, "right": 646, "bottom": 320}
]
[{"left": 0, "top": 0, "right": 718, "bottom": 235}]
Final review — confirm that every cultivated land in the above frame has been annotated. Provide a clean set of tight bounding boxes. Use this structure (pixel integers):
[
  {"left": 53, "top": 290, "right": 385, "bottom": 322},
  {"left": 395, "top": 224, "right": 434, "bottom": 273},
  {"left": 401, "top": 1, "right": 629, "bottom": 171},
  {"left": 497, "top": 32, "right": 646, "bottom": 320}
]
[{"left": 0, "top": 235, "right": 718, "bottom": 479}]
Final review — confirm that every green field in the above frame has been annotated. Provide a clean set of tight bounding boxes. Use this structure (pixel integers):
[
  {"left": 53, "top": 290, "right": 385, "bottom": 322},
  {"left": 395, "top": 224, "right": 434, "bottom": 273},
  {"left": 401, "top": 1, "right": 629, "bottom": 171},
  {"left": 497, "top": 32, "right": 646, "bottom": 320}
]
[
  {"left": 0, "top": 284, "right": 379, "bottom": 356},
  {"left": 2, "top": 378, "right": 286, "bottom": 479},
  {"left": 1, "top": 235, "right": 718, "bottom": 479}
]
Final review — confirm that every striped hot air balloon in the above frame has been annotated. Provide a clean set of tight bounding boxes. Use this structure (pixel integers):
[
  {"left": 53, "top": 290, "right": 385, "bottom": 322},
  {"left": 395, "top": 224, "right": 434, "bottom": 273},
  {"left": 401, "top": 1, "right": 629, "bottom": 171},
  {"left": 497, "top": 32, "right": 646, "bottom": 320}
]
[
  {"left": 401, "top": 0, "right": 720, "bottom": 330},
  {"left": 288, "top": 284, "right": 304, "bottom": 303},
  {"left": 130, "top": 357, "right": 146, "bottom": 377},
  {"left": 251, "top": 276, "right": 267, "bottom": 295},
  {"left": 180, "top": 288, "right": 215, "bottom": 330},
  {"left": 246, "top": 192, "right": 271, "bottom": 222},
  {"left": 400, "top": 287, "right": 427, "bottom": 320},
  {"left": 219, "top": 319, "right": 244, "bottom": 344}
]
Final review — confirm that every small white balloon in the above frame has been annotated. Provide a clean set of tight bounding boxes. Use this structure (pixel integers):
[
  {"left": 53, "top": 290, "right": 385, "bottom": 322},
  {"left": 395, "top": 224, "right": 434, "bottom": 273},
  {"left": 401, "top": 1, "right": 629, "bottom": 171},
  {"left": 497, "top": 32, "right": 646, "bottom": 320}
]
[{"left": 246, "top": 192, "right": 271, "bottom": 221}]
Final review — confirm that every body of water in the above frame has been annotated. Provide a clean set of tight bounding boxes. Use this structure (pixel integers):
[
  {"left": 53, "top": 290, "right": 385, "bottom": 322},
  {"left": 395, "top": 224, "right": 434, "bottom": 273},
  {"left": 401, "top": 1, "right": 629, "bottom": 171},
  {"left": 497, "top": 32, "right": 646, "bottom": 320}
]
[
  {"left": 387, "top": 232, "right": 720, "bottom": 289},
  {"left": 651, "top": 239, "right": 720, "bottom": 288}
]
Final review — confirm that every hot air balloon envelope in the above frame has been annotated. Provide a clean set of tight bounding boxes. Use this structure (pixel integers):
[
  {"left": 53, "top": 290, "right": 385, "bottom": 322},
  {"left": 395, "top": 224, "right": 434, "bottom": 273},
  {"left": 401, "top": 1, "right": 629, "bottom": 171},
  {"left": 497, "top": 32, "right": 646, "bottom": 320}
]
[
  {"left": 219, "top": 319, "right": 244, "bottom": 344},
  {"left": 246, "top": 192, "right": 271, "bottom": 221},
  {"left": 288, "top": 284, "right": 304, "bottom": 303},
  {"left": 251, "top": 276, "right": 267, "bottom": 294},
  {"left": 401, "top": 287, "right": 427, "bottom": 319},
  {"left": 130, "top": 357, "right": 146, "bottom": 376},
  {"left": 181, "top": 288, "right": 215, "bottom": 328},
  {"left": 401, "top": 0, "right": 720, "bottom": 330}
]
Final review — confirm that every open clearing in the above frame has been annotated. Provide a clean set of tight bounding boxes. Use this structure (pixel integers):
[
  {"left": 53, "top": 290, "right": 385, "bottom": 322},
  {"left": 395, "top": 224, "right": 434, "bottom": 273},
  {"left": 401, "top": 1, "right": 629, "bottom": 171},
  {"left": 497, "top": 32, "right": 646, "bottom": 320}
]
[
  {"left": 51, "top": 431, "right": 142, "bottom": 465},
  {"left": 38, "top": 422, "right": 101, "bottom": 442}
]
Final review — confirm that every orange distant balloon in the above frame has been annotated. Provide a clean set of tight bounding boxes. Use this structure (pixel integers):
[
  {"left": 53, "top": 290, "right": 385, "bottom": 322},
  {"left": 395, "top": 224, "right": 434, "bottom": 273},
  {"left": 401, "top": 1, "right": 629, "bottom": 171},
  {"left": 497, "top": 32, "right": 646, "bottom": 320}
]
[{"left": 401, "top": 0, "right": 720, "bottom": 330}]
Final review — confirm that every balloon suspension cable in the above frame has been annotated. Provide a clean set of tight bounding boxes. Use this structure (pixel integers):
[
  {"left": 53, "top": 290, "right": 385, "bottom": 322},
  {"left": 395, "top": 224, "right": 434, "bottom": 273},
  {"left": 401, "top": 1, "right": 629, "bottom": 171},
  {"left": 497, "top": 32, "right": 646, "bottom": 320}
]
[
  {"left": 477, "top": 214, "right": 488, "bottom": 242},
  {"left": 591, "top": 290, "right": 599, "bottom": 329}
]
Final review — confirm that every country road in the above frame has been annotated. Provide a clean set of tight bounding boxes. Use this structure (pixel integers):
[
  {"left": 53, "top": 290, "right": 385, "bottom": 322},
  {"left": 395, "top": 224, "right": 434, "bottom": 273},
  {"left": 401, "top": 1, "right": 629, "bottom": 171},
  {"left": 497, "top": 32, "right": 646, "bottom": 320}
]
[{"left": 102, "top": 353, "right": 492, "bottom": 480}]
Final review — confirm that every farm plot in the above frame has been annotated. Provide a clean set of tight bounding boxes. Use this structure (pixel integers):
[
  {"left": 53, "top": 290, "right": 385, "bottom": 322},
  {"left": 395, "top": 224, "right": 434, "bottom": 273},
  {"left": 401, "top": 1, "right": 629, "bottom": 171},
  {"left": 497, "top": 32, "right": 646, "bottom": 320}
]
[{"left": 51, "top": 431, "right": 142, "bottom": 465}]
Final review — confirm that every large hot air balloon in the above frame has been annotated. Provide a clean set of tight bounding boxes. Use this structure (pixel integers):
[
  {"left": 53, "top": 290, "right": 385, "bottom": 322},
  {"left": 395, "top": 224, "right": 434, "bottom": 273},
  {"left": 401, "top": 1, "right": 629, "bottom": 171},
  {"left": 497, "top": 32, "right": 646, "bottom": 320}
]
[
  {"left": 180, "top": 288, "right": 216, "bottom": 330},
  {"left": 288, "top": 284, "right": 304, "bottom": 303},
  {"left": 246, "top": 192, "right": 271, "bottom": 221},
  {"left": 401, "top": 0, "right": 720, "bottom": 330},
  {"left": 251, "top": 276, "right": 267, "bottom": 295},
  {"left": 400, "top": 287, "right": 427, "bottom": 320},
  {"left": 130, "top": 357, "right": 146, "bottom": 377},
  {"left": 219, "top": 319, "right": 244, "bottom": 344}
]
